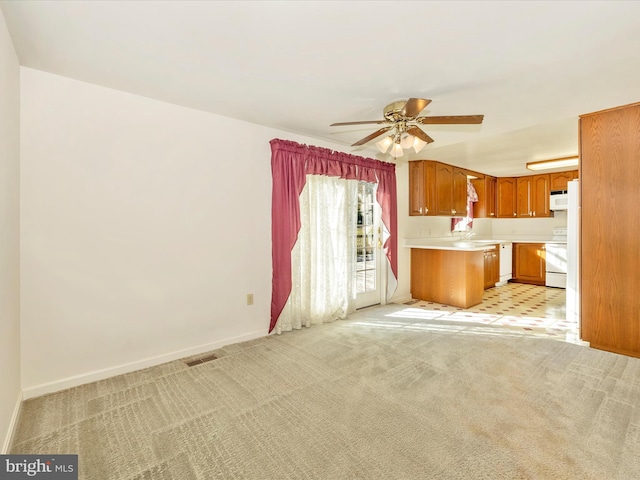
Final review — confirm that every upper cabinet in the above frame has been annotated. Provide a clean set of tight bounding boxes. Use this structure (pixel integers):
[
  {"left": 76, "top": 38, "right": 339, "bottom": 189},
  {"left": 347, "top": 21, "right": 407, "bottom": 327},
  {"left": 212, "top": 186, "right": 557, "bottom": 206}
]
[
  {"left": 549, "top": 170, "right": 579, "bottom": 191},
  {"left": 497, "top": 177, "right": 517, "bottom": 217},
  {"left": 408, "top": 160, "right": 436, "bottom": 216},
  {"left": 516, "top": 174, "right": 550, "bottom": 218},
  {"left": 471, "top": 175, "right": 497, "bottom": 218},
  {"left": 409, "top": 162, "right": 574, "bottom": 220},
  {"left": 409, "top": 160, "right": 467, "bottom": 217},
  {"left": 435, "top": 162, "right": 467, "bottom": 216}
]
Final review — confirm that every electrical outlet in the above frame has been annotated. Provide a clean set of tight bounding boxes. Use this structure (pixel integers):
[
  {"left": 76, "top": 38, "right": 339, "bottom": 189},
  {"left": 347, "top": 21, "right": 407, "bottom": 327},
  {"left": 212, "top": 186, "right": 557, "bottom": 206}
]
[{"left": 246, "top": 293, "right": 254, "bottom": 305}]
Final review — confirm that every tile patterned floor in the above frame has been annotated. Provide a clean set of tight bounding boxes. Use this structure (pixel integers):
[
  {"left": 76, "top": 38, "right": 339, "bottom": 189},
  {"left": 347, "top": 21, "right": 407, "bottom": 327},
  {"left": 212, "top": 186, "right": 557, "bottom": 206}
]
[{"left": 400, "top": 282, "right": 583, "bottom": 345}]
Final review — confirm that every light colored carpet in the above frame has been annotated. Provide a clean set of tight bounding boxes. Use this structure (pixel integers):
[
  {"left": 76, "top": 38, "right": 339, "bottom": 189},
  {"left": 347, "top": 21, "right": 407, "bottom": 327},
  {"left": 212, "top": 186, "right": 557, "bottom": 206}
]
[{"left": 11, "top": 303, "right": 640, "bottom": 479}]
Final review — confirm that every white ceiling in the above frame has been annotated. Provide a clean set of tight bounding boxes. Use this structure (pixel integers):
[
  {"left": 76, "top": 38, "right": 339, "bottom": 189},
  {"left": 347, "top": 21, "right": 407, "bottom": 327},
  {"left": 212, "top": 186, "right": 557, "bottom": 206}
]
[{"left": 2, "top": 0, "right": 640, "bottom": 176}]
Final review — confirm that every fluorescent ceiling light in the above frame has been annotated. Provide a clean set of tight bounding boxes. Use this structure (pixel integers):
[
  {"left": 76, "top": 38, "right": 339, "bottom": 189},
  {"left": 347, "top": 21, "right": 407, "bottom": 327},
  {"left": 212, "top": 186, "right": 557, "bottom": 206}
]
[{"left": 526, "top": 156, "right": 579, "bottom": 171}]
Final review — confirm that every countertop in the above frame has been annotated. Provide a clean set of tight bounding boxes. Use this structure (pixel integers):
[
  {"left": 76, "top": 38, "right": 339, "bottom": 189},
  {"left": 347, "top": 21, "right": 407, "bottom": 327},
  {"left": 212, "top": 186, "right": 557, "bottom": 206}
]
[{"left": 404, "top": 237, "right": 566, "bottom": 251}]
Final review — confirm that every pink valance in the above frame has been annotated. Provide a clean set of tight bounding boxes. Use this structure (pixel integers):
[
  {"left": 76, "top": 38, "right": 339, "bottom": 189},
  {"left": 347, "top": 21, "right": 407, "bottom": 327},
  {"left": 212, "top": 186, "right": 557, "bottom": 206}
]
[{"left": 270, "top": 139, "right": 398, "bottom": 333}]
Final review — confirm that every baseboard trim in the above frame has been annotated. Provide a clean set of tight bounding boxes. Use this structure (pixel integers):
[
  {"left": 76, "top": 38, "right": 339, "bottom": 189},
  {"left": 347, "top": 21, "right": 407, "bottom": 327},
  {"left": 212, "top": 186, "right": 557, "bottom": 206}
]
[
  {"left": 389, "top": 293, "right": 412, "bottom": 304},
  {"left": 22, "top": 329, "right": 266, "bottom": 400},
  {"left": 2, "top": 391, "right": 23, "bottom": 454}
]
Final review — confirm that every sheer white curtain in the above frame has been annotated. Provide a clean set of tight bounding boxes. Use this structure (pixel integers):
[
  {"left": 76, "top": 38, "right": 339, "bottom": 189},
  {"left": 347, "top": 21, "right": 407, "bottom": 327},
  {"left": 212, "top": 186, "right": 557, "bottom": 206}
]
[{"left": 275, "top": 175, "right": 358, "bottom": 333}]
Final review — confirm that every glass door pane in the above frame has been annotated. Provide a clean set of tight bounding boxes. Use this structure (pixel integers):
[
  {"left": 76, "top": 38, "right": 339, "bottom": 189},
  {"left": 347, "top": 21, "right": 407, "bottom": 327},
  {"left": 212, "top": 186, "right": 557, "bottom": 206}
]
[{"left": 356, "top": 182, "right": 381, "bottom": 308}]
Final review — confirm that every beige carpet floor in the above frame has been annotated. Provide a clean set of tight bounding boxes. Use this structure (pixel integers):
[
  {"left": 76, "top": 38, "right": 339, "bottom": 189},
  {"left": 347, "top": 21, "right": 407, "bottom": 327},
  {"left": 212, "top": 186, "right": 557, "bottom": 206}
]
[{"left": 11, "top": 303, "right": 640, "bottom": 479}]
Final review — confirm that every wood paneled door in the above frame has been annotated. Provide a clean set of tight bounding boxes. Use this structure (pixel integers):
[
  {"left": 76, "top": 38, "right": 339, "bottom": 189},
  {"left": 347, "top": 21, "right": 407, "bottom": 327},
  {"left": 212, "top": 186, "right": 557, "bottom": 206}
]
[{"left": 580, "top": 102, "right": 640, "bottom": 358}]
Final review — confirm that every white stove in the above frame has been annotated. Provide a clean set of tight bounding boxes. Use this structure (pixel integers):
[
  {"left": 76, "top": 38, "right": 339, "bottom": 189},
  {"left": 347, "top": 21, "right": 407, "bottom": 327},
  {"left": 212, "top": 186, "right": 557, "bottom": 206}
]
[
  {"left": 546, "top": 228, "right": 568, "bottom": 288},
  {"left": 551, "top": 227, "right": 568, "bottom": 242}
]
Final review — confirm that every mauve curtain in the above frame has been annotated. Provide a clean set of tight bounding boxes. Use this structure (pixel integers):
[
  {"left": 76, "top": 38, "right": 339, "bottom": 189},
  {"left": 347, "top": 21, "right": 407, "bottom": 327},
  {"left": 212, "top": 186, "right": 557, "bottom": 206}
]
[{"left": 270, "top": 139, "right": 397, "bottom": 333}]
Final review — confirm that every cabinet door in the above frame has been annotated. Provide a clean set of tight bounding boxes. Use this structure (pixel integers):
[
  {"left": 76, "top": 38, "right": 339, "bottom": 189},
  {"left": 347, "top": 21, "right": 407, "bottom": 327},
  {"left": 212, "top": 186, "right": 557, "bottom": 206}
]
[
  {"left": 408, "top": 161, "right": 424, "bottom": 216},
  {"left": 497, "top": 178, "right": 517, "bottom": 217},
  {"left": 532, "top": 174, "right": 550, "bottom": 217},
  {"left": 423, "top": 161, "right": 437, "bottom": 216},
  {"left": 409, "top": 161, "right": 436, "bottom": 216},
  {"left": 486, "top": 176, "right": 497, "bottom": 217},
  {"left": 435, "top": 162, "right": 454, "bottom": 216},
  {"left": 483, "top": 250, "right": 493, "bottom": 289},
  {"left": 512, "top": 243, "right": 545, "bottom": 285},
  {"left": 452, "top": 167, "right": 468, "bottom": 216},
  {"left": 483, "top": 246, "right": 499, "bottom": 289},
  {"left": 516, "top": 176, "right": 532, "bottom": 217},
  {"left": 473, "top": 176, "right": 497, "bottom": 218},
  {"left": 549, "top": 171, "right": 574, "bottom": 191}
]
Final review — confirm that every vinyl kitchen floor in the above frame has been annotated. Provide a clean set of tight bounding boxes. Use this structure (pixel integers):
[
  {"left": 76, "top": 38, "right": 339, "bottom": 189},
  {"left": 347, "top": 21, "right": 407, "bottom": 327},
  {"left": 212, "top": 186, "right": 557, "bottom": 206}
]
[{"left": 398, "top": 282, "right": 583, "bottom": 345}]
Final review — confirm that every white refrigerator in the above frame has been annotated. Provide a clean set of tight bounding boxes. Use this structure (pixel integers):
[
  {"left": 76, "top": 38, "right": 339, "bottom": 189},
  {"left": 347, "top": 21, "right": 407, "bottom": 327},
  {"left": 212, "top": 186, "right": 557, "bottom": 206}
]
[{"left": 566, "top": 180, "right": 580, "bottom": 326}]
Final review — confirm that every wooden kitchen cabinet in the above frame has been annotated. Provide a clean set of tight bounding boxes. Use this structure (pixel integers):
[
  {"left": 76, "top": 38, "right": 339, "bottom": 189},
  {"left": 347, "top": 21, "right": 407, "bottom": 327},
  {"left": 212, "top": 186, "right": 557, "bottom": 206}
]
[
  {"left": 411, "top": 248, "right": 484, "bottom": 308},
  {"left": 471, "top": 175, "right": 497, "bottom": 218},
  {"left": 516, "top": 174, "right": 550, "bottom": 218},
  {"left": 549, "top": 170, "right": 579, "bottom": 191},
  {"left": 435, "top": 162, "right": 467, "bottom": 216},
  {"left": 497, "top": 177, "right": 517, "bottom": 217},
  {"left": 483, "top": 246, "right": 499, "bottom": 289},
  {"left": 408, "top": 160, "right": 436, "bottom": 216},
  {"left": 580, "top": 102, "right": 640, "bottom": 358},
  {"left": 532, "top": 174, "right": 551, "bottom": 217},
  {"left": 512, "top": 243, "right": 546, "bottom": 285}
]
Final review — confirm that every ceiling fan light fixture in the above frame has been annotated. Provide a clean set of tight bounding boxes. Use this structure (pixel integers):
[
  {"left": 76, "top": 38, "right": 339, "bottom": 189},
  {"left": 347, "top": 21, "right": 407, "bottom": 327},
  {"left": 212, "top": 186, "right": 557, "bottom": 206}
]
[
  {"left": 412, "top": 136, "right": 427, "bottom": 153},
  {"left": 526, "top": 156, "right": 579, "bottom": 171},
  {"left": 376, "top": 136, "right": 393, "bottom": 153},
  {"left": 400, "top": 133, "right": 415, "bottom": 149},
  {"left": 390, "top": 143, "right": 404, "bottom": 158}
]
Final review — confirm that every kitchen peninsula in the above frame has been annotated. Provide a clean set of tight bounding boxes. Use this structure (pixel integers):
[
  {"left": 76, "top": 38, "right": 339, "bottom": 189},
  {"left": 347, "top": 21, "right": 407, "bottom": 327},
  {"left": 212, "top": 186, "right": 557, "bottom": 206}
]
[{"left": 408, "top": 239, "right": 495, "bottom": 308}]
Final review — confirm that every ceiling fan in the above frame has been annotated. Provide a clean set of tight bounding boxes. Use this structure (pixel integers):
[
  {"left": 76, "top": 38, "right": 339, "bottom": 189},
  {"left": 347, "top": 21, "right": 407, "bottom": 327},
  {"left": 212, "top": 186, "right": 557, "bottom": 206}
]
[{"left": 330, "top": 98, "right": 484, "bottom": 157}]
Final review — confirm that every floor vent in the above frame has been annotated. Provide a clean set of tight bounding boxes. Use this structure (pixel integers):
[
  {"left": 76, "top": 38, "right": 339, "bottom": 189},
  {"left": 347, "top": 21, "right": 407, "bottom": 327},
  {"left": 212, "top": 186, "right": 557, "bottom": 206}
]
[
  {"left": 404, "top": 300, "right": 419, "bottom": 305},
  {"left": 185, "top": 354, "right": 218, "bottom": 367}
]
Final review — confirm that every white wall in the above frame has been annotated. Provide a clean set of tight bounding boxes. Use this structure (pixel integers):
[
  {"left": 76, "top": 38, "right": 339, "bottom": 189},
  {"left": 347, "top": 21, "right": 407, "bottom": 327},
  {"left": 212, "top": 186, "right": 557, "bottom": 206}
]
[
  {"left": 19, "top": 68, "right": 358, "bottom": 397},
  {"left": 491, "top": 214, "right": 567, "bottom": 240},
  {"left": 0, "top": 9, "right": 21, "bottom": 452}
]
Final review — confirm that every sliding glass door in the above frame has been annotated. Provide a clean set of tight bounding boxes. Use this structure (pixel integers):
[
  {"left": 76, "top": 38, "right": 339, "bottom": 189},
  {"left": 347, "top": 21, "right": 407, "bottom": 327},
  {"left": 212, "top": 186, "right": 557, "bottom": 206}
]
[{"left": 356, "top": 182, "right": 382, "bottom": 309}]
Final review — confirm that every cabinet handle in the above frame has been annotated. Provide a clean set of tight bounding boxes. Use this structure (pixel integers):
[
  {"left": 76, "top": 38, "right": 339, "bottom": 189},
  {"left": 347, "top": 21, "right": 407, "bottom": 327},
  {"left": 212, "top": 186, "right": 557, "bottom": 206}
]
[
  {"left": 529, "top": 211, "right": 532, "bottom": 216},
  {"left": 419, "top": 207, "right": 423, "bottom": 214},
  {"left": 452, "top": 209, "right": 456, "bottom": 215},
  {"left": 533, "top": 211, "right": 536, "bottom": 217},
  {"left": 425, "top": 207, "right": 428, "bottom": 214},
  {"left": 513, "top": 212, "right": 517, "bottom": 217}
]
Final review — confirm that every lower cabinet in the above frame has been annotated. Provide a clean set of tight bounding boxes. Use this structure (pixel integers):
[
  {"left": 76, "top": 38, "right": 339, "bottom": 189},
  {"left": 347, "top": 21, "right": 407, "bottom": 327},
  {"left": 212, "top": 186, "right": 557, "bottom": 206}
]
[
  {"left": 411, "top": 248, "right": 484, "bottom": 308},
  {"left": 483, "top": 246, "right": 499, "bottom": 289},
  {"left": 512, "top": 243, "right": 546, "bottom": 285}
]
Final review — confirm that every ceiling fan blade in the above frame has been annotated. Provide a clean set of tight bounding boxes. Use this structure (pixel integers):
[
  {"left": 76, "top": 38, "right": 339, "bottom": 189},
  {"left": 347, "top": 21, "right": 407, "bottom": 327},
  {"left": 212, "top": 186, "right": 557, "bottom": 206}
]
[
  {"left": 330, "top": 120, "right": 387, "bottom": 126},
  {"left": 416, "top": 114, "right": 484, "bottom": 125},
  {"left": 406, "top": 126, "right": 434, "bottom": 144},
  {"left": 351, "top": 127, "right": 393, "bottom": 146},
  {"left": 400, "top": 98, "right": 432, "bottom": 118}
]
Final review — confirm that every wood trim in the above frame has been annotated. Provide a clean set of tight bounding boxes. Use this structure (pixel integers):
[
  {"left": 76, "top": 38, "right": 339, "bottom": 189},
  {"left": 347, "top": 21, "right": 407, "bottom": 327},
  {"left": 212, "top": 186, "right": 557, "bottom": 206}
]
[
  {"left": 579, "top": 101, "right": 640, "bottom": 118},
  {"left": 589, "top": 343, "right": 640, "bottom": 360}
]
